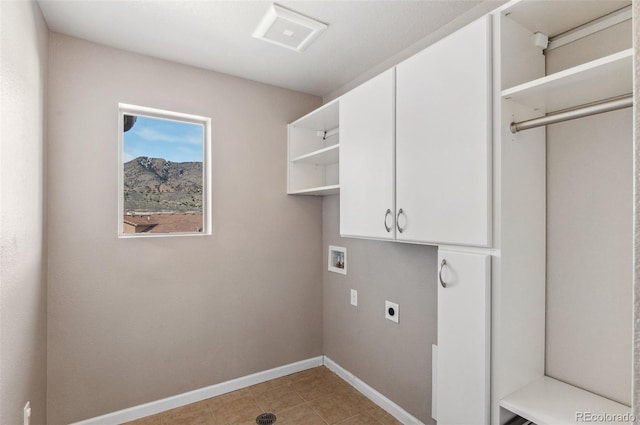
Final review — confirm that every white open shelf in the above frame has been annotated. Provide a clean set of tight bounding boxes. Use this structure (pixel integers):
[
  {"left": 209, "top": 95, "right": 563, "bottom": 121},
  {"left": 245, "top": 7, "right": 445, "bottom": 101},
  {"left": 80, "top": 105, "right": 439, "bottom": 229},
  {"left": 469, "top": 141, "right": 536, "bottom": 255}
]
[
  {"left": 501, "top": 1, "right": 629, "bottom": 39},
  {"left": 288, "top": 99, "right": 340, "bottom": 196},
  {"left": 500, "top": 377, "right": 632, "bottom": 425},
  {"left": 290, "top": 98, "right": 339, "bottom": 131},
  {"left": 493, "top": 3, "right": 632, "bottom": 424},
  {"left": 501, "top": 49, "right": 632, "bottom": 113},
  {"left": 288, "top": 184, "right": 340, "bottom": 196},
  {"left": 291, "top": 144, "right": 339, "bottom": 166}
]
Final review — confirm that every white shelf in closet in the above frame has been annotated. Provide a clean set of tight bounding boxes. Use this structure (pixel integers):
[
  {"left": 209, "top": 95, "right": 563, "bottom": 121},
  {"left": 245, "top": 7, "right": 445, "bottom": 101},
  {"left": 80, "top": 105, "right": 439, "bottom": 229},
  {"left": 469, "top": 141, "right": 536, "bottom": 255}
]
[
  {"left": 492, "top": 2, "right": 633, "bottom": 424},
  {"left": 500, "top": 376, "right": 631, "bottom": 425},
  {"left": 291, "top": 143, "right": 339, "bottom": 166},
  {"left": 501, "top": 49, "right": 632, "bottom": 113},
  {"left": 501, "top": 1, "right": 628, "bottom": 40},
  {"left": 288, "top": 184, "right": 340, "bottom": 196}
]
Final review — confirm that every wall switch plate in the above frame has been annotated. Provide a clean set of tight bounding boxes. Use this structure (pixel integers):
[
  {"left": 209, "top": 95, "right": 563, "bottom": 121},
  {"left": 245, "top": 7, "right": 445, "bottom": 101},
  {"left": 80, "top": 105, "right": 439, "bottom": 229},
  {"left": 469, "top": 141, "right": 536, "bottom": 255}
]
[
  {"left": 350, "top": 289, "right": 358, "bottom": 306},
  {"left": 385, "top": 300, "right": 399, "bottom": 323},
  {"left": 24, "top": 401, "right": 31, "bottom": 425}
]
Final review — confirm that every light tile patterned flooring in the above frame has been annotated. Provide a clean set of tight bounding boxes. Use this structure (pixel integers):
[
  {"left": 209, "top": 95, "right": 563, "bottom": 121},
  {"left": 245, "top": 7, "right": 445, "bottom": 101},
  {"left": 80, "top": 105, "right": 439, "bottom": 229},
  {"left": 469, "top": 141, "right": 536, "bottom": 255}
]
[{"left": 123, "top": 366, "right": 402, "bottom": 425}]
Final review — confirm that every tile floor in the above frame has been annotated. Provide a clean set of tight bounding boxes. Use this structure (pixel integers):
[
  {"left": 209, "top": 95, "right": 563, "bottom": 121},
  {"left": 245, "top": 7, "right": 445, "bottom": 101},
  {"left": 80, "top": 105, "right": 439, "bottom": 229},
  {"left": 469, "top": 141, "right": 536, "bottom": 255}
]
[{"left": 123, "top": 366, "right": 402, "bottom": 425}]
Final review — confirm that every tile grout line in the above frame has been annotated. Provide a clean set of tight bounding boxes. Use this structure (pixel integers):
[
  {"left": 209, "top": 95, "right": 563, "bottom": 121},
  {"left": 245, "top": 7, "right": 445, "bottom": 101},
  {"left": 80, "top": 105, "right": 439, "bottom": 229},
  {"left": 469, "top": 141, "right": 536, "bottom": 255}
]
[
  {"left": 289, "top": 382, "right": 330, "bottom": 424},
  {"left": 304, "top": 400, "right": 331, "bottom": 425}
]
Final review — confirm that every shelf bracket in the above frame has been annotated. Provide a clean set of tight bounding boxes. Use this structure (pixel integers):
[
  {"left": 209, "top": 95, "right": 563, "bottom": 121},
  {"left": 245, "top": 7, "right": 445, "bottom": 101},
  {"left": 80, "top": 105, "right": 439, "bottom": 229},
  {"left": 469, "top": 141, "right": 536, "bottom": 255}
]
[{"left": 316, "top": 127, "right": 339, "bottom": 140}]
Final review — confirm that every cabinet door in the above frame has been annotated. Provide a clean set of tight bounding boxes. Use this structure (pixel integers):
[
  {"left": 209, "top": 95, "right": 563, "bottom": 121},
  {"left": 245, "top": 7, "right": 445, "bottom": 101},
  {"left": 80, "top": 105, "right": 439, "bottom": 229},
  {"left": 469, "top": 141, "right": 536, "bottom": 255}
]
[
  {"left": 437, "top": 250, "right": 490, "bottom": 425},
  {"left": 396, "top": 16, "right": 491, "bottom": 246},
  {"left": 340, "top": 68, "right": 396, "bottom": 239}
]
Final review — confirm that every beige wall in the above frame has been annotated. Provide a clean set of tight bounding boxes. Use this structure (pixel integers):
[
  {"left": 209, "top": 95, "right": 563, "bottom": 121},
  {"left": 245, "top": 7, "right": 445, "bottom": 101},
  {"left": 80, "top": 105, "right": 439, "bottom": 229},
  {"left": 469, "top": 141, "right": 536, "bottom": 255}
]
[
  {"left": 633, "top": 0, "right": 640, "bottom": 418},
  {"left": 322, "top": 195, "right": 437, "bottom": 423},
  {"left": 46, "top": 33, "right": 323, "bottom": 424},
  {"left": 545, "top": 108, "right": 632, "bottom": 405},
  {"left": 16, "top": 4, "right": 640, "bottom": 424},
  {"left": 545, "top": 25, "right": 632, "bottom": 405},
  {"left": 0, "top": 1, "right": 49, "bottom": 424}
]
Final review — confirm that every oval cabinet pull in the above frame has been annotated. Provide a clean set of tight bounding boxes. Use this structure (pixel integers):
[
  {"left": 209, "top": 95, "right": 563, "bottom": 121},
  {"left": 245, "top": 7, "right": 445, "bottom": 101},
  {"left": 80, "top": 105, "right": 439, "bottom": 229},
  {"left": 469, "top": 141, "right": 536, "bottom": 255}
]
[
  {"left": 439, "top": 259, "right": 447, "bottom": 288},
  {"left": 396, "top": 208, "right": 405, "bottom": 233},
  {"left": 384, "top": 209, "right": 392, "bottom": 232}
]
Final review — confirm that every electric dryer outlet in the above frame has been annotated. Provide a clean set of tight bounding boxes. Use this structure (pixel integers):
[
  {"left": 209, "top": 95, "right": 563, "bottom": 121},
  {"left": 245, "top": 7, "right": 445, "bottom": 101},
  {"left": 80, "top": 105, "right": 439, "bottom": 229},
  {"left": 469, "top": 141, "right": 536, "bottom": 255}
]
[{"left": 385, "top": 300, "right": 399, "bottom": 323}]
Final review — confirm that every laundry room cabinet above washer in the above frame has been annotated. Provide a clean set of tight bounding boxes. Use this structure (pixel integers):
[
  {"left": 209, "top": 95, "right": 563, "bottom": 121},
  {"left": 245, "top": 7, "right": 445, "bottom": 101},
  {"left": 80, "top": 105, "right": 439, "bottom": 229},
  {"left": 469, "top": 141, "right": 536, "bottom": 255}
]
[
  {"left": 339, "top": 16, "right": 492, "bottom": 247},
  {"left": 339, "top": 68, "right": 396, "bottom": 241}
]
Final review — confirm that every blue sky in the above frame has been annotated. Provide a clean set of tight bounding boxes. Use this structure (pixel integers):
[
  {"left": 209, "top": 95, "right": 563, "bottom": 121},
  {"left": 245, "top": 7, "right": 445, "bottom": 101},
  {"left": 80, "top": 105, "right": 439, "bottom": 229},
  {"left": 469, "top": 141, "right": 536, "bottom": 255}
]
[{"left": 123, "top": 116, "right": 204, "bottom": 163}]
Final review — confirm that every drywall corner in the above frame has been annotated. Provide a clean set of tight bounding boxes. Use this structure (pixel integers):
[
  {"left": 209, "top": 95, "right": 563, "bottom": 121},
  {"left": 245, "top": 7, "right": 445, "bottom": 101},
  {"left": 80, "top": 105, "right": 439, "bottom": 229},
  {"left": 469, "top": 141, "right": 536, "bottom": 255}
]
[{"left": 0, "top": 1, "right": 49, "bottom": 424}]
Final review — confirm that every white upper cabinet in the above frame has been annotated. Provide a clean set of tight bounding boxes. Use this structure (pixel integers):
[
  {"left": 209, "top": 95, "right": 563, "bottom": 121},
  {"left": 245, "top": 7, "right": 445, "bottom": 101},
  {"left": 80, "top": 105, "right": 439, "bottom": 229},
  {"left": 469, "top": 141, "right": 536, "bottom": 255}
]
[
  {"left": 396, "top": 16, "right": 492, "bottom": 247},
  {"left": 340, "top": 69, "right": 396, "bottom": 240}
]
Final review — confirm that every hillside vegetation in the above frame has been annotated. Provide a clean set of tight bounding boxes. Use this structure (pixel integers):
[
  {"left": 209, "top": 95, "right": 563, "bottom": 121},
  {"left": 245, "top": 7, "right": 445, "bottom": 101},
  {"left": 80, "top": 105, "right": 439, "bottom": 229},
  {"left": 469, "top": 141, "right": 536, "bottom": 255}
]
[{"left": 123, "top": 157, "right": 203, "bottom": 213}]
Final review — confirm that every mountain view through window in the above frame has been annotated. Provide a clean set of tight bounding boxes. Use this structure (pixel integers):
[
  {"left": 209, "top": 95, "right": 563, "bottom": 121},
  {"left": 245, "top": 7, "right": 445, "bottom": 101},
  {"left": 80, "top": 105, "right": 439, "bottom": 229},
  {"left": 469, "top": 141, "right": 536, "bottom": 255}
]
[{"left": 122, "top": 114, "right": 205, "bottom": 234}]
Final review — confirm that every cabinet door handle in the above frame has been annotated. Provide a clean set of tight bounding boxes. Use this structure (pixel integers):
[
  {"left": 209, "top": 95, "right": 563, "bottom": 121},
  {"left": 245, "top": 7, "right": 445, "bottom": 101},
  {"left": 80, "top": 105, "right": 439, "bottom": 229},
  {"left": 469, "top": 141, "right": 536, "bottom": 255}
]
[
  {"left": 384, "top": 209, "right": 392, "bottom": 233},
  {"left": 396, "top": 208, "right": 405, "bottom": 233},
  {"left": 439, "top": 259, "right": 447, "bottom": 288}
]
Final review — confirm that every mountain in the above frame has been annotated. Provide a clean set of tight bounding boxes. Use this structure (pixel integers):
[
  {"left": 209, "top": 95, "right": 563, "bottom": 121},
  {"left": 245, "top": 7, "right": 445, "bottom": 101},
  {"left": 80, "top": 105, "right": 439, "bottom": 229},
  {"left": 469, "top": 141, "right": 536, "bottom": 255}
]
[{"left": 123, "top": 157, "right": 203, "bottom": 213}]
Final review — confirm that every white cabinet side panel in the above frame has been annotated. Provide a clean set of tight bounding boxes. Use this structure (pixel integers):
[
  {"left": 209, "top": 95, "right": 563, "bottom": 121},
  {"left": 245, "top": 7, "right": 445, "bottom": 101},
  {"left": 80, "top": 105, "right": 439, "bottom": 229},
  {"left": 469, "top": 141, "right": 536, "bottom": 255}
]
[{"left": 493, "top": 100, "right": 547, "bottom": 423}]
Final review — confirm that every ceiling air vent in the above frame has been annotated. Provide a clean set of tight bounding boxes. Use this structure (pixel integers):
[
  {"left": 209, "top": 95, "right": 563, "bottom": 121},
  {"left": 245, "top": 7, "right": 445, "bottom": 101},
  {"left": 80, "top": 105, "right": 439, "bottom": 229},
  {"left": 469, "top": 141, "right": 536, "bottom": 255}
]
[{"left": 253, "top": 4, "right": 327, "bottom": 52}]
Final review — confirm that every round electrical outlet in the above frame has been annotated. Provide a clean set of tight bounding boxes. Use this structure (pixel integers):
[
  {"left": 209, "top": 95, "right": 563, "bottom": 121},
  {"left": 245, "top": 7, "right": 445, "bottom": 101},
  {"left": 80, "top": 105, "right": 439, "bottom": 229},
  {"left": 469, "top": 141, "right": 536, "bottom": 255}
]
[{"left": 385, "top": 301, "right": 399, "bottom": 323}]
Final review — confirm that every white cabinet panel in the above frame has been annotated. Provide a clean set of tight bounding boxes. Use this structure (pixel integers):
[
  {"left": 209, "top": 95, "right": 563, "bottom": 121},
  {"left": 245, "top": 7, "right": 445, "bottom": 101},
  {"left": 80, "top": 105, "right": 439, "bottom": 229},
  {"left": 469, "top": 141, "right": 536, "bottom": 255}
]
[
  {"left": 340, "top": 69, "right": 396, "bottom": 239},
  {"left": 437, "top": 250, "right": 490, "bottom": 425},
  {"left": 396, "top": 16, "right": 492, "bottom": 246}
]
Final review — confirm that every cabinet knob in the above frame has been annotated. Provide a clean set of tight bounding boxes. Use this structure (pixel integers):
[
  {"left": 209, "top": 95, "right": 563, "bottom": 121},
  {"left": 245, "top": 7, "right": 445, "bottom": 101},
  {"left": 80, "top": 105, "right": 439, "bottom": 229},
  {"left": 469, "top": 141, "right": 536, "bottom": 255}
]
[
  {"left": 439, "top": 259, "right": 448, "bottom": 288},
  {"left": 384, "top": 209, "right": 392, "bottom": 232},
  {"left": 396, "top": 209, "right": 406, "bottom": 233}
]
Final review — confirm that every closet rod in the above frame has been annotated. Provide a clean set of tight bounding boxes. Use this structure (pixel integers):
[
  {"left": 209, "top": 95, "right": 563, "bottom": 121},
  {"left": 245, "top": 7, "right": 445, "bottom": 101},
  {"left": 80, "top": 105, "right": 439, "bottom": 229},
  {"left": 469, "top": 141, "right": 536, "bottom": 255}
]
[{"left": 510, "top": 95, "right": 633, "bottom": 134}]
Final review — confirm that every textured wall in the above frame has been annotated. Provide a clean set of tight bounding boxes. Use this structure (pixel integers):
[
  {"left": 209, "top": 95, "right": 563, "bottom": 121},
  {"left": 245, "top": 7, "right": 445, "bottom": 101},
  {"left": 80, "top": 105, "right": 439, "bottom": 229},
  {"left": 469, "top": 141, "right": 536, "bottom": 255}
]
[
  {"left": 0, "top": 1, "right": 49, "bottom": 424},
  {"left": 545, "top": 108, "right": 632, "bottom": 405},
  {"left": 46, "top": 33, "right": 323, "bottom": 424},
  {"left": 322, "top": 195, "right": 437, "bottom": 423},
  {"left": 544, "top": 23, "right": 633, "bottom": 406},
  {"left": 633, "top": 0, "right": 640, "bottom": 420}
]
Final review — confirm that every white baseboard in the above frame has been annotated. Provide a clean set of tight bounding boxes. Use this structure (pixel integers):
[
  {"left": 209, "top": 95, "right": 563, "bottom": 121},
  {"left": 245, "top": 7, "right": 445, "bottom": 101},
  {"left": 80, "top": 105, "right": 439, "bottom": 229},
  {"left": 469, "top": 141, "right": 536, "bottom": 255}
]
[
  {"left": 323, "top": 356, "right": 425, "bottom": 425},
  {"left": 70, "top": 356, "right": 324, "bottom": 425},
  {"left": 71, "top": 355, "right": 424, "bottom": 425}
]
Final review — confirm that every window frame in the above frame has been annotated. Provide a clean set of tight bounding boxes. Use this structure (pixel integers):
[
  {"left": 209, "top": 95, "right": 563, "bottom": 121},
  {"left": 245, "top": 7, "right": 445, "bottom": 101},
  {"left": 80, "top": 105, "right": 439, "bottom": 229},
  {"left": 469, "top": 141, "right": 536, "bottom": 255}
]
[{"left": 117, "top": 103, "right": 212, "bottom": 238}]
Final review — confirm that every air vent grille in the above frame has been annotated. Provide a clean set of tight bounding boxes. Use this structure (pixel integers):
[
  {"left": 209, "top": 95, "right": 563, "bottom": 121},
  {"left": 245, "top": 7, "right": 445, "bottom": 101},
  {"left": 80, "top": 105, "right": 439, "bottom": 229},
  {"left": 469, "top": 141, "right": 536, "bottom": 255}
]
[{"left": 253, "top": 4, "right": 327, "bottom": 52}]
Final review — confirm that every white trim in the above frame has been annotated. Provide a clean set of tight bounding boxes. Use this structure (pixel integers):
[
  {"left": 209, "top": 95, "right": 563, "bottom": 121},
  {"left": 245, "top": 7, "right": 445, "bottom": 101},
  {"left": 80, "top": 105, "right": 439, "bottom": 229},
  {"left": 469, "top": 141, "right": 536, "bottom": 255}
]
[
  {"left": 323, "top": 356, "right": 426, "bottom": 425},
  {"left": 70, "top": 355, "right": 423, "bottom": 425},
  {"left": 70, "top": 357, "right": 323, "bottom": 425},
  {"left": 436, "top": 244, "right": 499, "bottom": 256},
  {"left": 431, "top": 345, "right": 438, "bottom": 421},
  {"left": 117, "top": 103, "right": 212, "bottom": 238},
  {"left": 328, "top": 245, "right": 347, "bottom": 274}
]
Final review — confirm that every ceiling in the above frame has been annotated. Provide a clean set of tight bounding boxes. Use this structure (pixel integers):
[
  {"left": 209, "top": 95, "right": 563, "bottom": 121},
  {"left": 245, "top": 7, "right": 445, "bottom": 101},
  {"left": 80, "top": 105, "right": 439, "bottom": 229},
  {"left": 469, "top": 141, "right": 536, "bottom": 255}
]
[{"left": 37, "top": 0, "right": 498, "bottom": 97}]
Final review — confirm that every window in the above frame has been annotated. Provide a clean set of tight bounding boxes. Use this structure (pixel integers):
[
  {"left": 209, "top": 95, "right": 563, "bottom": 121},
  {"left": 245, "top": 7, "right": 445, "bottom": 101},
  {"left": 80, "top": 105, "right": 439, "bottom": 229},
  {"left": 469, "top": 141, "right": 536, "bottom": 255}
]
[{"left": 118, "top": 104, "right": 211, "bottom": 237}]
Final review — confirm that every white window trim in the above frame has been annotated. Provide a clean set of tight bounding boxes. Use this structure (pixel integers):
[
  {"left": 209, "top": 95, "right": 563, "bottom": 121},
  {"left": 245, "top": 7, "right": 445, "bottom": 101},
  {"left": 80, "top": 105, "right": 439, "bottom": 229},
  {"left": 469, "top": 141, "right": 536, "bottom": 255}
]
[{"left": 117, "top": 103, "right": 212, "bottom": 238}]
